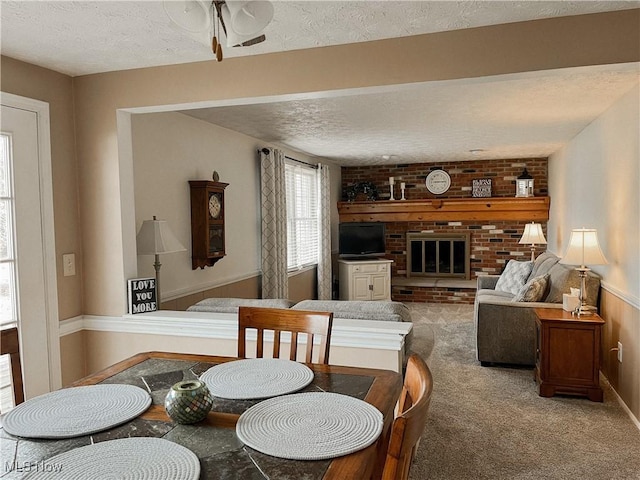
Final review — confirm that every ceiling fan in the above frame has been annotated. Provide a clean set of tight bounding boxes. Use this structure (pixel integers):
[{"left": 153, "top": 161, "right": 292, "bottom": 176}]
[{"left": 163, "top": 0, "right": 274, "bottom": 61}]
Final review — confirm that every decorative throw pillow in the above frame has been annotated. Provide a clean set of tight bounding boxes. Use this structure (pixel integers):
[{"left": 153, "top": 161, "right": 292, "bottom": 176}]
[
  {"left": 512, "top": 273, "right": 550, "bottom": 302},
  {"left": 495, "top": 260, "right": 534, "bottom": 295}
]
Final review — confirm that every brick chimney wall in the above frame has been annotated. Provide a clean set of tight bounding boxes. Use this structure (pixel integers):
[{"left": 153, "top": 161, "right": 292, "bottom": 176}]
[{"left": 341, "top": 158, "right": 549, "bottom": 302}]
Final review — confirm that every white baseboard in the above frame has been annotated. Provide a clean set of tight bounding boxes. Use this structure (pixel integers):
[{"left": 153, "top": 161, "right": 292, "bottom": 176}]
[{"left": 600, "top": 372, "right": 640, "bottom": 432}]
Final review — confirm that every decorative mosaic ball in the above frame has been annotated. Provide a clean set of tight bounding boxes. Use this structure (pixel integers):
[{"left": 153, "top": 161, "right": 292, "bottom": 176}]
[{"left": 165, "top": 380, "right": 213, "bottom": 424}]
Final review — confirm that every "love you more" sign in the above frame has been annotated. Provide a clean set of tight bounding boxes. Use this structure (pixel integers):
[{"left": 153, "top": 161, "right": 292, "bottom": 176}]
[{"left": 127, "top": 277, "right": 157, "bottom": 314}]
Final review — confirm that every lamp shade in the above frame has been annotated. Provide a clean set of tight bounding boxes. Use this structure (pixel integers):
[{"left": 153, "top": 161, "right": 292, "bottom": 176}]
[
  {"left": 559, "top": 228, "right": 607, "bottom": 267},
  {"left": 225, "top": 0, "right": 273, "bottom": 35},
  {"left": 221, "top": 2, "right": 273, "bottom": 47},
  {"left": 136, "top": 217, "right": 186, "bottom": 256},
  {"left": 163, "top": 0, "right": 210, "bottom": 33},
  {"left": 519, "top": 222, "right": 547, "bottom": 245}
]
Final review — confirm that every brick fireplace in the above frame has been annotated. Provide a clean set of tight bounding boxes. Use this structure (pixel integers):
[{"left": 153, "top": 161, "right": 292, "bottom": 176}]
[{"left": 340, "top": 158, "right": 549, "bottom": 304}]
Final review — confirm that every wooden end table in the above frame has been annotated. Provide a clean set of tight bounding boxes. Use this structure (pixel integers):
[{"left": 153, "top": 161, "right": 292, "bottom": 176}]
[{"left": 534, "top": 308, "right": 605, "bottom": 402}]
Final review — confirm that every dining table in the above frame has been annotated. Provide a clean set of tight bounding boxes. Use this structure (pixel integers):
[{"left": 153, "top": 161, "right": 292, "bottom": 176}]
[{"left": 1, "top": 351, "right": 402, "bottom": 480}]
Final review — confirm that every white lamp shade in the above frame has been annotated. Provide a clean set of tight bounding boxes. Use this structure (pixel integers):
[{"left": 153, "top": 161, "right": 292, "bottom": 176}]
[
  {"left": 519, "top": 223, "right": 547, "bottom": 245},
  {"left": 559, "top": 228, "right": 607, "bottom": 267},
  {"left": 163, "top": 0, "right": 210, "bottom": 33},
  {"left": 225, "top": 0, "right": 273, "bottom": 35},
  {"left": 136, "top": 218, "right": 186, "bottom": 255}
]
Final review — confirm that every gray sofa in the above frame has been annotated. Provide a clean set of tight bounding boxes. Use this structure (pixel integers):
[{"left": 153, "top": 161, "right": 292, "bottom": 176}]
[{"left": 474, "top": 252, "right": 601, "bottom": 366}]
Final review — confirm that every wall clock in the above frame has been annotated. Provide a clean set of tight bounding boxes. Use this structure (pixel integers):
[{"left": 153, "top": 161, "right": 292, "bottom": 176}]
[
  {"left": 189, "top": 180, "right": 228, "bottom": 269},
  {"left": 425, "top": 170, "right": 451, "bottom": 195}
]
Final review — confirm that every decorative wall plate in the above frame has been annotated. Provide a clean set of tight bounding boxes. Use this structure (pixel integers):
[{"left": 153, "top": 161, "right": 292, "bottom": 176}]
[{"left": 425, "top": 170, "right": 451, "bottom": 195}]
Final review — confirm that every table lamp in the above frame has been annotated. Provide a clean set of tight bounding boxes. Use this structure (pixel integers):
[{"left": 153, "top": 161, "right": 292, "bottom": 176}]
[
  {"left": 519, "top": 222, "right": 547, "bottom": 261},
  {"left": 559, "top": 228, "right": 607, "bottom": 316},
  {"left": 136, "top": 216, "right": 186, "bottom": 307}
]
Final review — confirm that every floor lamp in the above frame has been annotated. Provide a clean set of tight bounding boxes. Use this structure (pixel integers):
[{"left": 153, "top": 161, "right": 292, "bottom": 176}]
[
  {"left": 519, "top": 222, "right": 547, "bottom": 261},
  {"left": 559, "top": 228, "right": 607, "bottom": 316},
  {"left": 136, "top": 216, "right": 186, "bottom": 308}
]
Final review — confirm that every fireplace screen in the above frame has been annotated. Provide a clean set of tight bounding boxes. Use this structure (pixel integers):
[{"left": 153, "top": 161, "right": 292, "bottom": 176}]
[{"left": 407, "top": 233, "right": 470, "bottom": 279}]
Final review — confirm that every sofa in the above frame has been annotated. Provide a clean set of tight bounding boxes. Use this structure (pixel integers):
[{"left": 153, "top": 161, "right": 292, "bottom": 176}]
[{"left": 474, "top": 252, "right": 601, "bottom": 366}]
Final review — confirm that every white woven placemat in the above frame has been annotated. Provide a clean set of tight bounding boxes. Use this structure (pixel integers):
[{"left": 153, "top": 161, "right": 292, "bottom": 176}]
[
  {"left": 3, "top": 384, "right": 151, "bottom": 439},
  {"left": 200, "top": 358, "right": 314, "bottom": 400},
  {"left": 21, "top": 437, "right": 200, "bottom": 480},
  {"left": 236, "top": 392, "right": 384, "bottom": 460}
]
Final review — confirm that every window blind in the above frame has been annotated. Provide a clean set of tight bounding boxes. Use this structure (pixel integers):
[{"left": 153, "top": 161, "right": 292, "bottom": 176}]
[{"left": 285, "top": 162, "right": 319, "bottom": 270}]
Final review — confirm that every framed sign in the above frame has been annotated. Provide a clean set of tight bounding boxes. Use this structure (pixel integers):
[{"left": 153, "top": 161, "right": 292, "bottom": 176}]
[
  {"left": 472, "top": 178, "right": 492, "bottom": 198},
  {"left": 128, "top": 277, "right": 157, "bottom": 314}
]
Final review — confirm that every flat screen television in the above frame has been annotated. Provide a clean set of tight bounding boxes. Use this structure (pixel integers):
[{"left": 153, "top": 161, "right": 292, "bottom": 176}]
[{"left": 339, "top": 222, "right": 386, "bottom": 258}]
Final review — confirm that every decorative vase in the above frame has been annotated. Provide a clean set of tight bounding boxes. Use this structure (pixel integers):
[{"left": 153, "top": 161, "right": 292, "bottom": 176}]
[{"left": 165, "top": 380, "right": 213, "bottom": 424}]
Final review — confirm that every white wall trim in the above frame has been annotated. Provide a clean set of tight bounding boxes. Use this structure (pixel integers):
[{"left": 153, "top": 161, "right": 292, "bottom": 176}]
[
  {"left": 600, "top": 373, "right": 640, "bottom": 432},
  {"left": 59, "top": 311, "right": 411, "bottom": 353},
  {"left": 601, "top": 281, "right": 640, "bottom": 310},
  {"left": 1, "top": 91, "right": 61, "bottom": 392},
  {"left": 58, "top": 316, "right": 85, "bottom": 336}
]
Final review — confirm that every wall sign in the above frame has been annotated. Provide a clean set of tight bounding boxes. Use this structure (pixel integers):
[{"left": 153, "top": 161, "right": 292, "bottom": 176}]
[
  {"left": 128, "top": 277, "right": 157, "bottom": 314},
  {"left": 472, "top": 178, "right": 492, "bottom": 198}
]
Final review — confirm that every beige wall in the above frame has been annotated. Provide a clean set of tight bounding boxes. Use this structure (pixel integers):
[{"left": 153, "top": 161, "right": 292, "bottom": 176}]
[
  {"left": 548, "top": 84, "right": 640, "bottom": 422},
  {"left": 131, "top": 111, "right": 335, "bottom": 305},
  {"left": 132, "top": 112, "right": 262, "bottom": 301},
  {"left": 0, "top": 56, "right": 83, "bottom": 320},
  {"left": 71, "top": 10, "right": 640, "bottom": 317}
]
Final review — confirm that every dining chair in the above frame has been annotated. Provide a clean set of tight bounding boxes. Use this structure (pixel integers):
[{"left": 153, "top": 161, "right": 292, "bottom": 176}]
[
  {"left": 1, "top": 327, "right": 25, "bottom": 406},
  {"left": 380, "top": 353, "right": 433, "bottom": 480},
  {"left": 237, "top": 306, "right": 333, "bottom": 364}
]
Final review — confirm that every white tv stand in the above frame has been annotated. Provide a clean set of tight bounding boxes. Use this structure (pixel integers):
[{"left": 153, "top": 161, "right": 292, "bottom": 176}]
[{"left": 338, "top": 258, "right": 393, "bottom": 301}]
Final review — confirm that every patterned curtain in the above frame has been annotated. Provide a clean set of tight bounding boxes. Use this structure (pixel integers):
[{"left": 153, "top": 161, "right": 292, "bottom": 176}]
[
  {"left": 317, "top": 164, "right": 332, "bottom": 300},
  {"left": 260, "top": 148, "right": 288, "bottom": 298}
]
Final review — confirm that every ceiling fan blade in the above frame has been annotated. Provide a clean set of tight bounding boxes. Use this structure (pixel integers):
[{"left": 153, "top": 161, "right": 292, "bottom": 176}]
[{"left": 239, "top": 34, "right": 265, "bottom": 47}]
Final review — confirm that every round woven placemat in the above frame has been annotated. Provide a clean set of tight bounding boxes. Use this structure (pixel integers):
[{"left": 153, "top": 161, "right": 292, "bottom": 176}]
[
  {"left": 200, "top": 358, "right": 314, "bottom": 400},
  {"left": 21, "top": 437, "right": 200, "bottom": 480},
  {"left": 236, "top": 392, "right": 384, "bottom": 460},
  {"left": 3, "top": 384, "right": 151, "bottom": 439}
]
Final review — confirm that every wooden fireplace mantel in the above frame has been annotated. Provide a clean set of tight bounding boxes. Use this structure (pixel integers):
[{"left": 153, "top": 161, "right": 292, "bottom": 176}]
[{"left": 338, "top": 196, "right": 550, "bottom": 223}]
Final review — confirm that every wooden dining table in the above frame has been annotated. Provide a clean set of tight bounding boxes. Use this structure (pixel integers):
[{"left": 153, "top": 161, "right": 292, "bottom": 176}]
[{"left": 2, "top": 351, "right": 402, "bottom": 480}]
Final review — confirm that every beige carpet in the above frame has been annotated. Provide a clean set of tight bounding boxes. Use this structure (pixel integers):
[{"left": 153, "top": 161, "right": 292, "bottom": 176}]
[{"left": 404, "top": 303, "right": 640, "bottom": 480}]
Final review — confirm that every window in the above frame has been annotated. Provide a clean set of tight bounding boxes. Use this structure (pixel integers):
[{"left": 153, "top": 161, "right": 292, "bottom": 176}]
[
  {"left": 0, "top": 134, "right": 17, "bottom": 329},
  {"left": 285, "top": 162, "right": 319, "bottom": 270},
  {"left": 0, "top": 133, "right": 17, "bottom": 412}
]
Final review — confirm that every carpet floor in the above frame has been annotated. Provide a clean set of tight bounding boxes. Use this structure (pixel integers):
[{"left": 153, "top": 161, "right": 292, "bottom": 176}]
[{"left": 404, "top": 303, "right": 640, "bottom": 480}]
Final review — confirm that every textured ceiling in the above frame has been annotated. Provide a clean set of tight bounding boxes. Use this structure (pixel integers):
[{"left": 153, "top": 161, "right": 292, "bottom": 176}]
[
  {"left": 181, "top": 64, "right": 639, "bottom": 165},
  {"left": 2, "top": 1, "right": 639, "bottom": 165},
  {"left": 0, "top": 1, "right": 637, "bottom": 76}
]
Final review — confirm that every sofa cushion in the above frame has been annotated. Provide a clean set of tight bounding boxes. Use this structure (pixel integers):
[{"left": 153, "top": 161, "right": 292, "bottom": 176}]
[
  {"left": 530, "top": 252, "right": 560, "bottom": 279},
  {"left": 512, "top": 273, "right": 550, "bottom": 302},
  {"left": 292, "top": 300, "right": 411, "bottom": 323},
  {"left": 495, "top": 260, "right": 533, "bottom": 295},
  {"left": 187, "top": 298, "right": 294, "bottom": 313},
  {"left": 544, "top": 264, "right": 581, "bottom": 303}
]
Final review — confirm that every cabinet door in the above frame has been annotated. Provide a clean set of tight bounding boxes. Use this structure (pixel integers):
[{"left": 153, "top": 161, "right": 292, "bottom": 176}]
[
  {"left": 352, "top": 274, "right": 373, "bottom": 301},
  {"left": 370, "top": 273, "right": 390, "bottom": 301}
]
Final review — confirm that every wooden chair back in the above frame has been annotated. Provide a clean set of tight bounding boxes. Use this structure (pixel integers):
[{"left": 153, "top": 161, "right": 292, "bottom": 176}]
[
  {"left": 1, "top": 327, "right": 25, "bottom": 406},
  {"left": 381, "top": 354, "right": 433, "bottom": 480},
  {"left": 238, "top": 306, "right": 333, "bottom": 364}
]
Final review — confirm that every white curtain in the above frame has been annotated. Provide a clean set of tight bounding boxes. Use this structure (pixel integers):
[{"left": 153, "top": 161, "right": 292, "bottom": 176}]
[
  {"left": 260, "top": 148, "right": 288, "bottom": 299},
  {"left": 317, "top": 164, "right": 332, "bottom": 300}
]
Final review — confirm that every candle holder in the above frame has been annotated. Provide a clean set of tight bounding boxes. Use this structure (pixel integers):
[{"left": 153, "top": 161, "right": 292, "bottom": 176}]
[
  {"left": 389, "top": 177, "right": 395, "bottom": 200},
  {"left": 400, "top": 183, "right": 406, "bottom": 200}
]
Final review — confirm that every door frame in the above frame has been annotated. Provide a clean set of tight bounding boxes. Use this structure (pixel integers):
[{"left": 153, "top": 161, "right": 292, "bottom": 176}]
[{"left": 1, "top": 92, "right": 61, "bottom": 392}]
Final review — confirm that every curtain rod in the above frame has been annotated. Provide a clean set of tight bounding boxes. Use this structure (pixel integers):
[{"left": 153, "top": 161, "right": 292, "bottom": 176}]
[{"left": 259, "top": 148, "right": 318, "bottom": 169}]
